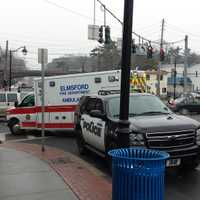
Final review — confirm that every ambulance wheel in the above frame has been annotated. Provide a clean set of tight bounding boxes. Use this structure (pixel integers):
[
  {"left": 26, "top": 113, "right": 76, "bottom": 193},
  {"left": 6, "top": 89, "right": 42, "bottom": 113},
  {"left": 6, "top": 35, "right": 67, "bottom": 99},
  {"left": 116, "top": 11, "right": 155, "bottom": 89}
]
[
  {"left": 8, "top": 119, "right": 21, "bottom": 135},
  {"left": 76, "top": 128, "right": 87, "bottom": 155}
]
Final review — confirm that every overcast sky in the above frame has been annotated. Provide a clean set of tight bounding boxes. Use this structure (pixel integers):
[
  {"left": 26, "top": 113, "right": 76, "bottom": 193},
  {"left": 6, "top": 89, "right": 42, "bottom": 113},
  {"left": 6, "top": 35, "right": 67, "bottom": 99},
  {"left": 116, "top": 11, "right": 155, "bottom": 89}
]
[{"left": 0, "top": 0, "right": 200, "bottom": 69}]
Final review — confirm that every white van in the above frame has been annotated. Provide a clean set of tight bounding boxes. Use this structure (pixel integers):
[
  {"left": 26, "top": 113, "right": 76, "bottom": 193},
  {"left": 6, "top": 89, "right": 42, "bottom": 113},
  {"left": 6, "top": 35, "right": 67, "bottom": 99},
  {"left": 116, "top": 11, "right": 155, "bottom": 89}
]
[{"left": 0, "top": 91, "right": 21, "bottom": 118}]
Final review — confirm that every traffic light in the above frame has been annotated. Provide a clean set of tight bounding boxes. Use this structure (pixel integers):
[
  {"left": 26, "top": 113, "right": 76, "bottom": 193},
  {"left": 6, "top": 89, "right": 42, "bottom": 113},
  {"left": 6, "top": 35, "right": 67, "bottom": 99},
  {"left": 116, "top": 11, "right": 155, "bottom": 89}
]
[
  {"left": 147, "top": 45, "right": 153, "bottom": 58},
  {"left": 196, "top": 71, "right": 198, "bottom": 77},
  {"left": 98, "top": 26, "right": 104, "bottom": 44},
  {"left": 3, "top": 80, "right": 7, "bottom": 87},
  {"left": 160, "top": 48, "right": 165, "bottom": 61},
  {"left": 105, "top": 26, "right": 111, "bottom": 44}
]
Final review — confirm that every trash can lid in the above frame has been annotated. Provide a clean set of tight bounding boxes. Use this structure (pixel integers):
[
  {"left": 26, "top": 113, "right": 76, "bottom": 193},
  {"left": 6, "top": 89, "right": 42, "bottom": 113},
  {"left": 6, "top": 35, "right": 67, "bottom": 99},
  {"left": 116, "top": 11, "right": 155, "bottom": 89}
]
[{"left": 108, "top": 148, "right": 169, "bottom": 161}]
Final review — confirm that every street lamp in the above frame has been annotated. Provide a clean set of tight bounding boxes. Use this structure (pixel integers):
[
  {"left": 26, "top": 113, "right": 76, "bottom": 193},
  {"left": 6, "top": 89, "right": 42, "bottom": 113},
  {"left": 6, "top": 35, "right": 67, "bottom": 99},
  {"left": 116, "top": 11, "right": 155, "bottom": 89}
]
[{"left": 9, "top": 46, "right": 27, "bottom": 91}]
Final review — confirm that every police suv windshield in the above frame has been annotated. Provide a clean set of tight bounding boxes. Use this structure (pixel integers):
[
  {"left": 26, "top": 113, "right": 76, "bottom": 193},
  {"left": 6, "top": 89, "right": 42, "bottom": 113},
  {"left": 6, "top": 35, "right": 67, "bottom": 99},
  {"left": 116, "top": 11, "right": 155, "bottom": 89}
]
[{"left": 107, "top": 95, "right": 171, "bottom": 118}]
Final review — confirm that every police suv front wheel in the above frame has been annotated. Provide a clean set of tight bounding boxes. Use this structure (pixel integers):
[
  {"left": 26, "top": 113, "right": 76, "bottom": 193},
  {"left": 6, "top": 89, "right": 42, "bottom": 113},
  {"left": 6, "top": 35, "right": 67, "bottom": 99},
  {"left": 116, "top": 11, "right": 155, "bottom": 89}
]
[{"left": 76, "top": 128, "right": 87, "bottom": 155}]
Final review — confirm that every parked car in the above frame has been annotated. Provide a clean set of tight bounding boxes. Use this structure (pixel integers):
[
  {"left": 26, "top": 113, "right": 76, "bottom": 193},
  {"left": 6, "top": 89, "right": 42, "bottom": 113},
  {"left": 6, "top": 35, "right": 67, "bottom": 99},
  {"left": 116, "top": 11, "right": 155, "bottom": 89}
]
[
  {"left": 0, "top": 91, "right": 21, "bottom": 119},
  {"left": 74, "top": 91, "right": 200, "bottom": 170},
  {"left": 168, "top": 94, "right": 200, "bottom": 114}
]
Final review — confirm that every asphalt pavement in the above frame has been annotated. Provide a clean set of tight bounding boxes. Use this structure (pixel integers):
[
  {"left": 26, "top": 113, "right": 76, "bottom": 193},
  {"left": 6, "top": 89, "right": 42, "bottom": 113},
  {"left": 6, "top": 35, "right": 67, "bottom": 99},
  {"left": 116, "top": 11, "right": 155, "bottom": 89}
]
[{"left": 1, "top": 114, "right": 200, "bottom": 199}]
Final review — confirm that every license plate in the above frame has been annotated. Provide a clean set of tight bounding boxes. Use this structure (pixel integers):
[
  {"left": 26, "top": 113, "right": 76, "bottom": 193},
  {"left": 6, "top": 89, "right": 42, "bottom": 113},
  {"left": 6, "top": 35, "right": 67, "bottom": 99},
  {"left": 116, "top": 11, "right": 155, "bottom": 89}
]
[{"left": 166, "top": 159, "right": 181, "bottom": 167}]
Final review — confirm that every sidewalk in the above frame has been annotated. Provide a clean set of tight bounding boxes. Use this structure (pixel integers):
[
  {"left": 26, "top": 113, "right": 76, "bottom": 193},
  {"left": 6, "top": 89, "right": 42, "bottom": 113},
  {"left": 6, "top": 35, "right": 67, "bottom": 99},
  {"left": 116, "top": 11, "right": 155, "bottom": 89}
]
[{"left": 1, "top": 143, "right": 112, "bottom": 200}]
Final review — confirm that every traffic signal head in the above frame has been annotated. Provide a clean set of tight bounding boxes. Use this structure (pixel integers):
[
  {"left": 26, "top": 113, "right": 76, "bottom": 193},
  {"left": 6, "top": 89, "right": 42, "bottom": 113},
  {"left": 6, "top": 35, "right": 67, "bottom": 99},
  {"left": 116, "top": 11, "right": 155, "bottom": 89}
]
[
  {"left": 160, "top": 48, "right": 165, "bottom": 61},
  {"left": 98, "top": 26, "right": 104, "bottom": 44},
  {"left": 105, "top": 26, "right": 111, "bottom": 44},
  {"left": 147, "top": 46, "right": 153, "bottom": 59}
]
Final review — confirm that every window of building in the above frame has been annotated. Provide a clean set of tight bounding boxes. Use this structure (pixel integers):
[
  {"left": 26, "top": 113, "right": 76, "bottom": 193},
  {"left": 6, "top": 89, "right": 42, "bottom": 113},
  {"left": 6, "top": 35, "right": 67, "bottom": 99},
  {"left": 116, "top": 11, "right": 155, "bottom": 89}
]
[
  {"left": 162, "top": 88, "right": 167, "bottom": 93},
  {"left": 0, "top": 94, "right": 6, "bottom": 102},
  {"left": 146, "top": 74, "right": 150, "bottom": 80}
]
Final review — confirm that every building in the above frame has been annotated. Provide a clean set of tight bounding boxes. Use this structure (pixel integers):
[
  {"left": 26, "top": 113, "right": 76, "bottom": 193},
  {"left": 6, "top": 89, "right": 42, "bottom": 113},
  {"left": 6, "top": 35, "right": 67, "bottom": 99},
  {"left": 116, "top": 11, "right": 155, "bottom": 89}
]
[
  {"left": 162, "top": 63, "right": 200, "bottom": 95},
  {"left": 145, "top": 70, "right": 169, "bottom": 97}
]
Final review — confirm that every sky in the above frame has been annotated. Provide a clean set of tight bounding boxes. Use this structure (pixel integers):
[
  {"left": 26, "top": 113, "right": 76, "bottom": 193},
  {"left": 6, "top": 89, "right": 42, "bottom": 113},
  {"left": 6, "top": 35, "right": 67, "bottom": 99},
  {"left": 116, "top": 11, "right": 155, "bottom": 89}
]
[{"left": 0, "top": 0, "right": 200, "bottom": 69}]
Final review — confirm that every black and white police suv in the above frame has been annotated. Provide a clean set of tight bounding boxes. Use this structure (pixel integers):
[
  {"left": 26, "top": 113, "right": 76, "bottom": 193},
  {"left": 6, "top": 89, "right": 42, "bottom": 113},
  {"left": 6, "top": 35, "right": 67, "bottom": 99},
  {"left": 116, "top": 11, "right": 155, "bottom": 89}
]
[{"left": 74, "top": 91, "right": 200, "bottom": 170}]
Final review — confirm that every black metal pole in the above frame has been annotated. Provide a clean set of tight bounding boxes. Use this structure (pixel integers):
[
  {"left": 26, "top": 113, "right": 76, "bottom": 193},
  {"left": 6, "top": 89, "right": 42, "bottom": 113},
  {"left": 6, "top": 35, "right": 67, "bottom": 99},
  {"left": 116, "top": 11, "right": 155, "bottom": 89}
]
[
  {"left": 173, "top": 58, "right": 177, "bottom": 100},
  {"left": 9, "top": 50, "right": 12, "bottom": 91},
  {"left": 118, "top": 0, "right": 134, "bottom": 147}
]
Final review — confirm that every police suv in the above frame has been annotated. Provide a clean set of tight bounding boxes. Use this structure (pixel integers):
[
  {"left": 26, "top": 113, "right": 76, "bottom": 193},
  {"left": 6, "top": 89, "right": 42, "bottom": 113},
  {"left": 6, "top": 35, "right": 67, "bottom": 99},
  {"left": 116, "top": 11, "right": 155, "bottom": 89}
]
[{"left": 74, "top": 91, "right": 200, "bottom": 170}]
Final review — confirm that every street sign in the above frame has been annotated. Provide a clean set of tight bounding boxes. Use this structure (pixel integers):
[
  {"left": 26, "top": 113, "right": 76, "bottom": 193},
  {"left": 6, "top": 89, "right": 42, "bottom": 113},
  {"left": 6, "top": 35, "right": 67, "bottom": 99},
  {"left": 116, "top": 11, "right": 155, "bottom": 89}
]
[
  {"left": 38, "top": 48, "right": 48, "bottom": 64},
  {"left": 88, "top": 25, "right": 99, "bottom": 40}
]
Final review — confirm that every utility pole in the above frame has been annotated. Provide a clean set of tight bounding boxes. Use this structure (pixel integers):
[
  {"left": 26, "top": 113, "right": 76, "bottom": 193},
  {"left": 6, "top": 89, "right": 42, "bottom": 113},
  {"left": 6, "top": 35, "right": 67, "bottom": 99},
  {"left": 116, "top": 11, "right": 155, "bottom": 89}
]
[
  {"left": 184, "top": 35, "right": 188, "bottom": 93},
  {"left": 9, "top": 50, "right": 12, "bottom": 91},
  {"left": 118, "top": 0, "right": 134, "bottom": 147},
  {"left": 3, "top": 40, "right": 8, "bottom": 91},
  {"left": 157, "top": 19, "right": 165, "bottom": 96},
  {"left": 93, "top": 0, "right": 96, "bottom": 25},
  {"left": 173, "top": 57, "right": 177, "bottom": 100}
]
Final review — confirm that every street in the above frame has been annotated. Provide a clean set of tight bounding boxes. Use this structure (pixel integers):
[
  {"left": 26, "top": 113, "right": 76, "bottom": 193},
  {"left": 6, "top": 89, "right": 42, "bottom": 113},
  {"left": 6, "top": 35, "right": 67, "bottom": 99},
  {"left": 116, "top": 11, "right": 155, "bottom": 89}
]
[{"left": 1, "top": 114, "right": 200, "bottom": 199}]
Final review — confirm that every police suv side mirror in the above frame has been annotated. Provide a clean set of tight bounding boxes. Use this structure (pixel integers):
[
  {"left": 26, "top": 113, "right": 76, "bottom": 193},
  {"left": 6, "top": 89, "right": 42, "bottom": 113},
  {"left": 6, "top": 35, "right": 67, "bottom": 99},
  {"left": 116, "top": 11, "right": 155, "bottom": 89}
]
[
  {"left": 90, "top": 110, "right": 106, "bottom": 119},
  {"left": 14, "top": 101, "right": 18, "bottom": 107}
]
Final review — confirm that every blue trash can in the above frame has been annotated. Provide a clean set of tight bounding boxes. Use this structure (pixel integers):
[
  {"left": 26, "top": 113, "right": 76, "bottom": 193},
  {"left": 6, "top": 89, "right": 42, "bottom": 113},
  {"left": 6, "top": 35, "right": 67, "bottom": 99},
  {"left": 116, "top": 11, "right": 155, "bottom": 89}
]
[{"left": 108, "top": 148, "right": 169, "bottom": 200}]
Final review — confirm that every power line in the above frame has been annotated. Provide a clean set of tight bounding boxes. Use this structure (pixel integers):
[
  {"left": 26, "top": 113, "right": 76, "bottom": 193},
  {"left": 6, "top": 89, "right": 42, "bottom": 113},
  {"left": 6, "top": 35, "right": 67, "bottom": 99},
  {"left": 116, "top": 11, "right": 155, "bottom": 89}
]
[
  {"left": 166, "top": 22, "right": 200, "bottom": 39},
  {"left": 96, "top": 0, "right": 184, "bottom": 45},
  {"left": 43, "top": 0, "right": 93, "bottom": 21}
]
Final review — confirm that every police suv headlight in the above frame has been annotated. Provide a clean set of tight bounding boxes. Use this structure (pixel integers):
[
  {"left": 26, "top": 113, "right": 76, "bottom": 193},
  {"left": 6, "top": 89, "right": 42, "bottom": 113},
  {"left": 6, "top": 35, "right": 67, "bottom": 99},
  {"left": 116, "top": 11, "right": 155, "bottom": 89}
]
[
  {"left": 196, "top": 129, "right": 200, "bottom": 145},
  {"left": 129, "top": 133, "right": 145, "bottom": 146}
]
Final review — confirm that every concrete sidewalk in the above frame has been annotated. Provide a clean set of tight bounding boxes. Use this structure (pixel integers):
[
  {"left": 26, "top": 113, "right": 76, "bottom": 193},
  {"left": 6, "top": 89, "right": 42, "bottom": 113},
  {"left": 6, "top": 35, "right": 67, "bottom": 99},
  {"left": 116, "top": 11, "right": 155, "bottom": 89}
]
[
  {"left": 0, "top": 147, "right": 78, "bottom": 200},
  {"left": 1, "top": 143, "right": 112, "bottom": 200}
]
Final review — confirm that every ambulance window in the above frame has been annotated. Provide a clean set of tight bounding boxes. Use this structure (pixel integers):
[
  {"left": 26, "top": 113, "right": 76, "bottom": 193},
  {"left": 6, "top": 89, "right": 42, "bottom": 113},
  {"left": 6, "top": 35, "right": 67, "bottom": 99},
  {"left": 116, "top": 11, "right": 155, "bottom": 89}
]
[
  {"left": 0, "top": 94, "right": 6, "bottom": 102},
  {"left": 7, "top": 93, "right": 17, "bottom": 102},
  {"left": 94, "top": 77, "right": 101, "bottom": 83},
  {"left": 20, "top": 95, "right": 35, "bottom": 107}
]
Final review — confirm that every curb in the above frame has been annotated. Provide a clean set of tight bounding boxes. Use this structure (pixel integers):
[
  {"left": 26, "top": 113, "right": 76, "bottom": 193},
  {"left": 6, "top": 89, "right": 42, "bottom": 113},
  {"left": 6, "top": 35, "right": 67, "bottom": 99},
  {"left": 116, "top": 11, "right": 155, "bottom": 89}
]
[{"left": 2, "top": 142, "right": 112, "bottom": 200}]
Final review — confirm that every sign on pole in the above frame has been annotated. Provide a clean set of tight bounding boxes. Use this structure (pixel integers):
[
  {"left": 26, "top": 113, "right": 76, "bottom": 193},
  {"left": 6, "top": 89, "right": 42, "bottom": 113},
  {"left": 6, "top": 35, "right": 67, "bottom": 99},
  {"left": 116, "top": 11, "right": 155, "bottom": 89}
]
[
  {"left": 38, "top": 48, "right": 48, "bottom": 152},
  {"left": 88, "top": 25, "right": 99, "bottom": 40},
  {"left": 38, "top": 48, "right": 48, "bottom": 64}
]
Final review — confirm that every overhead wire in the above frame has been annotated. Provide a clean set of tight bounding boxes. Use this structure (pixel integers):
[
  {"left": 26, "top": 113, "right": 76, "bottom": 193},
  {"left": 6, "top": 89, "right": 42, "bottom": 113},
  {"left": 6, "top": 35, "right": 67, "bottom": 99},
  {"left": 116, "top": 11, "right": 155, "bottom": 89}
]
[{"left": 96, "top": 0, "right": 184, "bottom": 45}]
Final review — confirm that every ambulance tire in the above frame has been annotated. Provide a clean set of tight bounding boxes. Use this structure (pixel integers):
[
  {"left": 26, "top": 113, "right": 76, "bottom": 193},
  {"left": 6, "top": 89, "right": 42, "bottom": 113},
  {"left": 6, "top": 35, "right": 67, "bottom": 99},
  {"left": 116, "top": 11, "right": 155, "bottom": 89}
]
[
  {"left": 8, "top": 119, "right": 22, "bottom": 135},
  {"left": 76, "top": 127, "right": 87, "bottom": 155}
]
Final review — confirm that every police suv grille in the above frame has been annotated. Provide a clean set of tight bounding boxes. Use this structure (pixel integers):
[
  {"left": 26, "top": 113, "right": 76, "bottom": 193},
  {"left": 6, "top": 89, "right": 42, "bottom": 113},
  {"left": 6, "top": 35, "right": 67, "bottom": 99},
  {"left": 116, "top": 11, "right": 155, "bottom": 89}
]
[{"left": 146, "top": 129, "right": 195, "bottom": 149}]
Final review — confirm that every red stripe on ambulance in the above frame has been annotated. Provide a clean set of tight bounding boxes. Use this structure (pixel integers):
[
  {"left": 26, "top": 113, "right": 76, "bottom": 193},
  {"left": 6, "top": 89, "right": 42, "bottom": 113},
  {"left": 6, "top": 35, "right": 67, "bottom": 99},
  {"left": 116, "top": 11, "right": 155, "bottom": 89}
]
[
  {"left": 21, "top": 122, "right": 37, "bottom": 127},
  {"left": 7, "top": 105, "right": 76, "bottom": 115},
  {"left": 37, "top": 123, "right": 75, "bottom": 129}
]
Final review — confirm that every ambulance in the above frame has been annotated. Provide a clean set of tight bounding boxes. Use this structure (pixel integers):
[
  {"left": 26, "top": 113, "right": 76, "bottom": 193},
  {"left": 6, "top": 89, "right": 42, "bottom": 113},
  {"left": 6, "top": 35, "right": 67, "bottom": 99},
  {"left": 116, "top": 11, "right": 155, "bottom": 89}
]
[{"left": 6, "top": 70, "right": 147, "bottom": 134}]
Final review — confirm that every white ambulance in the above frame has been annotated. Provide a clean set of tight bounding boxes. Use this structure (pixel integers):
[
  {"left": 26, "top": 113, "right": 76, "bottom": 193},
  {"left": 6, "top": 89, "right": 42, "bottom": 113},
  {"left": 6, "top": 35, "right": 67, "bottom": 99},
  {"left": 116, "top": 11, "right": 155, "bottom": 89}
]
[{"left": 6, "top": 70, "right": 121, "bottom": 134}]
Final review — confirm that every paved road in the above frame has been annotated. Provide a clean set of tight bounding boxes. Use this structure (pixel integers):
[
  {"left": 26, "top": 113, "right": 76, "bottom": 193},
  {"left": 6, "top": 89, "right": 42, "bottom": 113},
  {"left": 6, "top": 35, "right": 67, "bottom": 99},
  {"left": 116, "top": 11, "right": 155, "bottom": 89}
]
[
  {"left": 2, "top": 114, "right": 200, "bottom": 199},
  {"left": 19, "top": 133, "right": 200, "bottom": 200}
]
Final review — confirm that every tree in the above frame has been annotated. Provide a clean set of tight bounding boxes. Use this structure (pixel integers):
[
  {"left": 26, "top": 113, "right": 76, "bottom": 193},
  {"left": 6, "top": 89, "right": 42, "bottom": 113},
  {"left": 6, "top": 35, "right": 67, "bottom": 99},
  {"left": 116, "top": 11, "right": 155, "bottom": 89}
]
[{"left": 89, "top": 41, "right": 121, "bottom": 71}]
